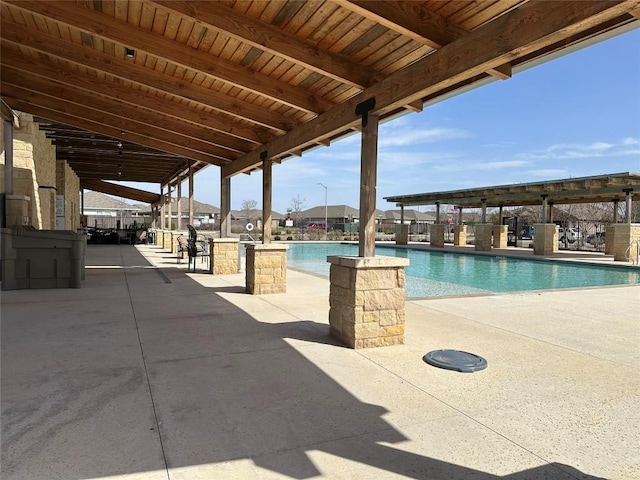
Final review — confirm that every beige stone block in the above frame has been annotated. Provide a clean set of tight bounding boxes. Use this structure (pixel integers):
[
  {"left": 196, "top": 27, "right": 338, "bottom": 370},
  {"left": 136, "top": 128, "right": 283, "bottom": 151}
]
[
  {"left": 363, "top": 310, "right": 380, "bottom": 324},
  {"left": 379, "top": 310, "right": 398, "bottom": 326},
  {"left": 329, "top": 284, "right": 363, "bottom": 307},
  {"left": 363, "top": 288, "right": 404, "bottom": 311},
  {"left": 396, "top": 269, "right": 405, "bottom": 288},
  {"left": 354, "top": 268, "right": 398, "bottom": 290},
  {"left": 255, "top": 274, "right": 274, "bottom": 284},
  {"left": 354, "top": 322, "right": 379, "bottom": 339},
  {"left": 396, "top": 309, "right": 406, "bottom": 325},
  {"left": 330, "top": 265, "right": 351, "bottom": 289},
  {"left": 380, "top": 325, "right": 404, "bottom": 337},
  {"left": 255, "top": 255, "right": 283, "bottom": 268}
]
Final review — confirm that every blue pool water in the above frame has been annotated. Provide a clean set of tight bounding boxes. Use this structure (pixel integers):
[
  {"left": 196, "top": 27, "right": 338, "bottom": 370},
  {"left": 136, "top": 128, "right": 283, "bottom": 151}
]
[{"left": 286, "top": 243, "right": 640, "bottom": 297}]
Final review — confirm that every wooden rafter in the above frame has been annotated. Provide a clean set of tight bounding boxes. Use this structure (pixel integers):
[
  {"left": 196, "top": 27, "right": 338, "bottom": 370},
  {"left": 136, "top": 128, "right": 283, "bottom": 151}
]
[
  {"left": 149, "top": 0, "right": 383, "bottom": 89},
  {"left": 3, "top": 0, "right": 332, "bottom": 115},
  {"left": 223, "top": 0, "right": 639, "bottom": 177}
]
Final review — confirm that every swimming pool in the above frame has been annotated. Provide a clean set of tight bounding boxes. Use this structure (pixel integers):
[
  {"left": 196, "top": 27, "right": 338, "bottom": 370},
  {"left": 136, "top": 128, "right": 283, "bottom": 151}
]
[{"left": 286, "top": 243, "right": 640, "bottom": 297}]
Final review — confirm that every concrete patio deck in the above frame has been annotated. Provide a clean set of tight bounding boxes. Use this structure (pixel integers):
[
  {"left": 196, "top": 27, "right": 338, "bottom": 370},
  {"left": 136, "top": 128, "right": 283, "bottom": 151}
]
[{"left": 2, "top": 243, "right": 639, "bottom": 480}]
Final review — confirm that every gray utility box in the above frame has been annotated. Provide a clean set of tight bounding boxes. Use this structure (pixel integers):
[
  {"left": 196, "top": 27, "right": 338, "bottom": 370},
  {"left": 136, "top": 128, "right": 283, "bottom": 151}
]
[{"left": 1, "top": 227, "right": 86, "bottom": 290}]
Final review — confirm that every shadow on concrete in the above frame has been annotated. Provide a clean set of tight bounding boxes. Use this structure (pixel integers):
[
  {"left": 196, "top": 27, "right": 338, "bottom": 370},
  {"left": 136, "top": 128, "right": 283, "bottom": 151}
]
[{"left": 0, "top": 245, "right": 607, "bottom": 480}]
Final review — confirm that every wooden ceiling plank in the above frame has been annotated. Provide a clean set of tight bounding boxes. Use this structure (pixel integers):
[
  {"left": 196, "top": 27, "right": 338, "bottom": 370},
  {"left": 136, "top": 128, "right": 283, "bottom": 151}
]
[
  {"left": 4, "top": 98, "right": 226, "bottom": 167},
  {"left": 2, "top": 83, "right": 236, "bottom": 161},
  {"left": 13, "top": 52, "right": 266, "bottom": 145},
  {"left": 0, "top": 20, "right": 292, "bottom": 132},
  {"left": 150, "top": 0, "right": 382, "bottom": 88},
  {"left": 5, "top": 0, "right": 331, "bottom": 115},
  {"left": 223, "top": 0, "right": 639, "bottom": 177},
  {"left": 2, "top": 67, "right": 249, "bottom": 154}
]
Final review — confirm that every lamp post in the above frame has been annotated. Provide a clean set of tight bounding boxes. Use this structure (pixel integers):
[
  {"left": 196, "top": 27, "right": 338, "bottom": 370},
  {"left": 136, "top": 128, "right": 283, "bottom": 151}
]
[{"left": 317, "top": 182, "right": 328, "bottom": 236}]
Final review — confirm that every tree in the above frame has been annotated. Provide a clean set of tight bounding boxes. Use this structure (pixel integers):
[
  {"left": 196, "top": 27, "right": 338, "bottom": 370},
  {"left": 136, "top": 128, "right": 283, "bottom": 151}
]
[
  {"left": 241, "top": 199, "right": 258, "bottom": 222},
  {"left": 290, "top": 194, "right": 306, "bottom": 227}
]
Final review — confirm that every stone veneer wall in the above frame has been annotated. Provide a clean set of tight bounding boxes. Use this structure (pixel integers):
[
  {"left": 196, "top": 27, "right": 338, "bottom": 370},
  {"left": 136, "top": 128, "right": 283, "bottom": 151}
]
[
  {"left": 533, "top": 224, "right": 558, "bottom": 255},
  {"left": 328, "top": 255, "right": 409, "bottom": 349},
  {"left": 56, "top": 160, "right": 80, "bottom": 231},
  {"left": 611, "top": 224, "right": 640, "bottom": 262},
  {"left": 245, "top": 244, "right": 288, "bottom": 294},
  {"left": 492, "top": 225, "right": 508, "bottom": 249},
  {"left": 453, "top": 225, "right": 467, "bottom": 246},
  {"left": 430, "top": 224, "right": 445, "bottom": 247},
  {"left": 474, "top": 224, "right": 493, "bottom": 251},
  {"left": 209, "top": 238, "right": 239, "bottom": 275},
  {"left": 605, "top": 225, "right": 616, "bottom": 255},
  {"left": 163, "top": 230, "right": 172, "bottom": 251}
]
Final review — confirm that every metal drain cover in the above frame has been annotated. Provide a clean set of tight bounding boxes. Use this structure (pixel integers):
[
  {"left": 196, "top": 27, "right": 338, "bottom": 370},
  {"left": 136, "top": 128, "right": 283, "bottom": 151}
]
[{"left": 423, "top": 349, "right": 487, "bottom": 373}]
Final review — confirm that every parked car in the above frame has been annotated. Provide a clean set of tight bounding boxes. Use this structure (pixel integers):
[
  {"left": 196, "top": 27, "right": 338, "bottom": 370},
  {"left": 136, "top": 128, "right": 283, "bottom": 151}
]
[
  {"left": 558, "top": 227, "right": 581, "bottom": 243},
  {"left": 521, "top": 226, "right": 534, "bottom": 239},
  {"left": 586, "top": 232, "right": 605, "bottom": 245},
  {"left": 305, "top": 222, "right": 331, "bottom": 230}
]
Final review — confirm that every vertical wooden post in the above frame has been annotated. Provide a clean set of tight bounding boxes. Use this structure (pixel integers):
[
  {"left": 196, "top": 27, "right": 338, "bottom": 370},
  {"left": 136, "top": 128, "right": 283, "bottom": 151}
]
[
  {"left": 262, "top": 152, "right": 272, "bottom": 245},
  {"left": 541, "top": 195, "right": 548, "bottom": 224},
  {"left": 613, "top": 199, "right": 619, "bottom": 223},
  {"left": 3, "top": 119, "right": 13, "bottom": 197},
  {"left": 481, "top": 199, "right": 487, "bottom": 223},
  {"left": 220, "top": 176, "right": 231, "bottom": 237},
  {"left": 624, "top": 189, "right": 633, "bottom": 224},
  {"left": 160, "top": 185, "right": 165, "bottom": 230},
  {"left": 188, "top": 163, "right": 194, "bottom": 226},
  {"left": 176, "top": 178, "right": 182, "bottom": 230},
  {"left": 167, "top": 183, "right": 173, "bottom": 231},
  {"left": 358, "top": 114, "right": 379, "bottom": 257},
  {"left": 548, "top": 202, "right": 554, "bottom": 223}
]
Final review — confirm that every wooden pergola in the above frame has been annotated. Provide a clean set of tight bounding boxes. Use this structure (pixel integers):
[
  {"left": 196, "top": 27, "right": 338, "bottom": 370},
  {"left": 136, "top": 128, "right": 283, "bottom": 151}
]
[{"left": 2, "top": 1, "right": 639, "bottom": 256}]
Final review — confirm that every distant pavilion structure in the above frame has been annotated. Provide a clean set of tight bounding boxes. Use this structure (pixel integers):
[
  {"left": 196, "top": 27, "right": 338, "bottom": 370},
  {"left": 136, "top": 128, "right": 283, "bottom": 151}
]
[{"left": 385, "top": 172, "right": 640, "bottom": 261}]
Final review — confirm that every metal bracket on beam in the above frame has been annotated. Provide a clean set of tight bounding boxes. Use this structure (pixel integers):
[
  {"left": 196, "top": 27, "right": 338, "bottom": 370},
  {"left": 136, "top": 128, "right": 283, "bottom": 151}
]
[{"left": 355, "top": 97, "right": 376, "bottom": 128}]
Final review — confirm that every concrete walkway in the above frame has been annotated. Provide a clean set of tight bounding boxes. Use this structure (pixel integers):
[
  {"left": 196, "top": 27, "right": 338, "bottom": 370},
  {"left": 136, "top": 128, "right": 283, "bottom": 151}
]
[{"left": 2, "top": 243, "right": 638, "bottom": 480}]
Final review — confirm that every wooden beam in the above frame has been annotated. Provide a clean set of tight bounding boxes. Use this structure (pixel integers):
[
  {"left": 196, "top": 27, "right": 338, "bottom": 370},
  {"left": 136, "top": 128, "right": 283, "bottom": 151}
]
[
  {"left": 1, "top": 84, "right": 234, "bottom": 163},
  {"left": 80, "top": 179, "right": 161, "bottom": 204},
  {"left": 150, "top": 0, "right": 383, "bottom": 89},
  {"left": 404, "top": 100, "right": 423, "bottom": 113},
  {"left": 338, "top": 1, "right": 517, "bottom": 81},
  {"left": 223, "top": 1, "right": 638, "bottom": 177},
  {"left": 1, "top": 69, "right": 247, "bottom": 155},
  {"left": 4, "top": 1, "right": 331, "bottom": 115},
  {"left": 358, "top": 114, "right": 379, "bottom": 258},
  {"left": 3, "top": 98, "right": 224, "bottom": 167},
  {"left": 0, "top": 31, "right": 290, "bottom": 133},
  {"left": 0, "top": 49, "right": 266, "bottom": 145}
]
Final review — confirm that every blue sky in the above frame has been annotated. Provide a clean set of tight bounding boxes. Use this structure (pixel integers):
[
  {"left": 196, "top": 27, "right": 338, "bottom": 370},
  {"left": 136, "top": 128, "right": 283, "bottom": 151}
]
[{"left": 121, "top": 27, "right": 640, "bottom": 213}]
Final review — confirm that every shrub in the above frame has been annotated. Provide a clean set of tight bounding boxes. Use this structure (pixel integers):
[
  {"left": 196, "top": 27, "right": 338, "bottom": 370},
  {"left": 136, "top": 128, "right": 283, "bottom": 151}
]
[
  {"left": 274, "top": 236, "right": 281, "bottom": 241},
  {"left": 287, "top": 236, "right": 293, "bottom": 241}
]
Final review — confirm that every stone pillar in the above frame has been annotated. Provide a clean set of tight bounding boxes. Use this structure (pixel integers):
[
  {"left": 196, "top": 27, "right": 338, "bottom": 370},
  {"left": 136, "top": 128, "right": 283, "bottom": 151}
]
[
  {"left": 245, "top": 244, "right": 288, "bottom": 294},
  {"left": 533, "top": 224, "right": 558, "bottom": 255},
  {"left": 176, "top": 180, "right": 182, "bottom": 231},
  {"left": 155, "top": 229, "right": 163, "bottom": 247},
  {"left": 611, "top": 224, "right": 640, "bottom": 262},
  {"left": 605, "top": 224, "right": 615, "bottom": 255},
  {"left": 163, "top": 229, "right": 172, "bottom": 251},
  {"left": 209, "top": 238, "right": 239, "bottom": 275},
  {"left": 492, "top": 225, "right": 508, "bottom": 249},
  {"left": 395, "top": 223, "right": 409, "bottom": 245},
  {"left": 453, "top": 224, "right": 467, "bottom": 246},
  {"left": 327, "top": 255, "right": 409, "bottom": 349},
  {"left": 430, "top": 223, "right": 445, "bottom": 248},
  {"left": 474, "top": 224, "right": 493, "bottom": 251},
  {"left": 220, "top": 176, "right": 231, "bottom": 238},
  {"left": 5, "top": 195, "right": 30, "bottom": 227}
]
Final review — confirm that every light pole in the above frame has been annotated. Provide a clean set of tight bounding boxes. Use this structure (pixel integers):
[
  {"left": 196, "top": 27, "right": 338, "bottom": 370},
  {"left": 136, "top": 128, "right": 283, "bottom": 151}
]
[{"left": 317, "top": 182, "right": 328, "bottom": 236}]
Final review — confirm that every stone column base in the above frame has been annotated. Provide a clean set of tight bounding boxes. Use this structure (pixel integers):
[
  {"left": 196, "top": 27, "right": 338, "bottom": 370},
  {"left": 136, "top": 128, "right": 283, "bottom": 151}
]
[
  {"left": 5, "top": 195, "right": 31, "bottom": 227},
  {"left": 327, "top": 255, "right": 409, "bottom": 349},
  {"left": 155, "top": 230, "right": 164, "bottom": 247},
  {"left": 492, "top": 225, "right": 508, "bottom": 249},
  {"left": 605, "top": 225, "right": 615, "bottom": 255},
  {"left": 533, "top": 224, "right": 558, "bottom": 255},
  {"left": 474, "top": 224, "right": 493, "bottom": 251},
  {"left": 163, "top": 230, "right": 172, "bottom": 251},
  {"left": 210, "top": 238, "right": 239, "bottom": 274},
  {"left": 610, "top": 224, "right": 640, "bottom": 262},
  {"left": 246, "top": 244, "right": 288, "bottom": 294},
  {"left": 395, "top": 224, "right": 409, "bottom": 245},
  {"left": 453, "top": 225, "right": 467, "bottom": 246},
  {"left": 430, "top": 224, "right": 445, "bottom": 247}
]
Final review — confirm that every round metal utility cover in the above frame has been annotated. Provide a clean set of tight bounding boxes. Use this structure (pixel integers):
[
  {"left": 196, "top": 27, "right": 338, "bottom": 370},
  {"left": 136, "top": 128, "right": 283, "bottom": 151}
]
[{"left": 423, "top": 349, "right": 487, "bottom": 373}]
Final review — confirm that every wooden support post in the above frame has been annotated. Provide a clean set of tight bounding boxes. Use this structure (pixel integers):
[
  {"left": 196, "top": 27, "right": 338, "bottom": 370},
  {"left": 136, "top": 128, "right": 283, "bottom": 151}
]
[
  {"left": 358, "top": 108, "right": 378, "bottom": 258},
  {"left": 3, "top": 119, "right": 13, "bottom": 201},
  {"left": 481, "top": 199, "right": 487, "bottom": 224},
  {"left": 188, "top": 164, "right": 194, "bottom": 226},
  {"left": 167, "top": 184, "right": 173, "bottom": 231},
  {"left": 613, "top": 199, "right": 619, "bottom": 224},
  {"left": 435, "top": 202, "right": 441, "bottom": 224},
  {"left": 548, "top": 202, "right": 554, "bottom": 224},
  {"left": 262, "top": 151, "right": 272, "bottom": 245},
  {"left": 220, "top": 176, "right": 231, "bottom": 237},
  {"left": 541, "top": 195, "right": 548, "bottom": 224},
  {"left": 160, "top": 185, "right": 165, "bottom": 230},
  {"left": 176, "top": 179, "right": 182, "bottom": 230},
  {"left": 624, "top": 189, "right": 633, "bottom": 224}
]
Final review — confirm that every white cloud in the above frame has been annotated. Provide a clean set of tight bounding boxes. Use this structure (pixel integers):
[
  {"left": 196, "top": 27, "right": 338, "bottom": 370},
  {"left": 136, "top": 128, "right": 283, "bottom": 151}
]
[
  {"left": 516, "top": 138, "right": 640, "bottom": 161},
  {"left": 525, "top": 169, "right": 569, "bottom": 177}
]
